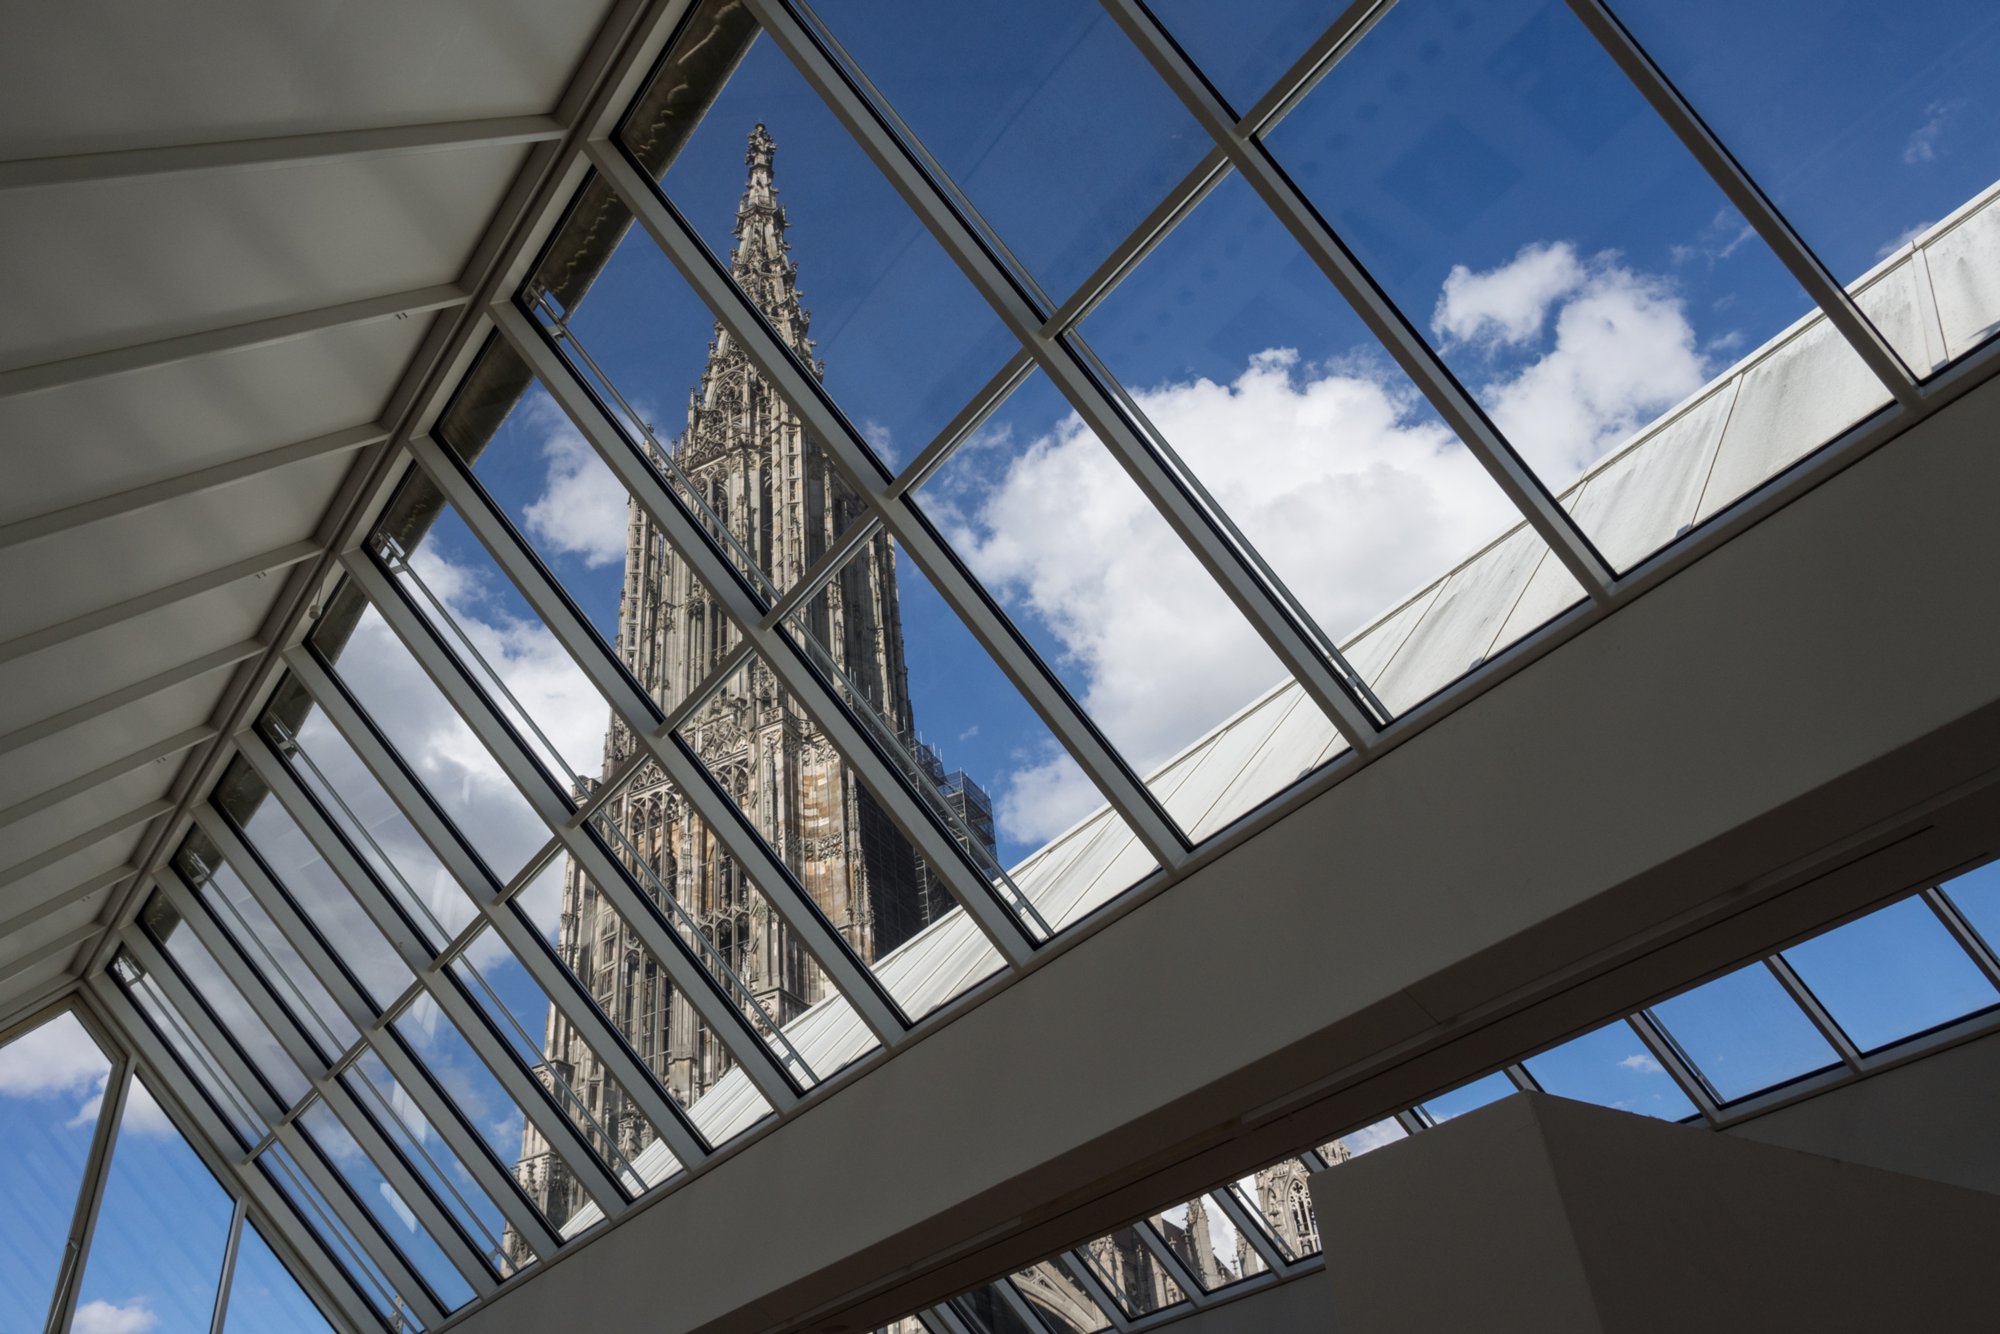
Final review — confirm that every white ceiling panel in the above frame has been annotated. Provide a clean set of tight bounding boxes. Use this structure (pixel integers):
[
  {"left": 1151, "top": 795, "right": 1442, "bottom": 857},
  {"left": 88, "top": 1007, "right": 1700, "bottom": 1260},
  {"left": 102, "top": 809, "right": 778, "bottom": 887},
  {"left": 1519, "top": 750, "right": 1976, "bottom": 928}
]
[
  {"left": 0, "top": 953, "right": 86, "bottom": 1019},
  {"left": 0, "top": 316, "right": 424, "bottom": 526},
  {"left": 0, "top": 0, "right": 614, "bottom": 158},
  {"left": 0, "top": 896, "right": 115, "bottom": 973},
  {"left": 0, "top": 576, "right": 277, "bottom": 740},
  {"left": 0, "top": 451, "right": 347, "bottom": 635},
  {"left": 0, "top": 673, "right": 220, "bottom": 813},
  {"left": 0, "top": 763, "right": 177, "bottom": 873},
  {"left": 2, "top": 832, "right": 144, "bottom": 918},
  {"left": 0, "top": 143, "right": 525, "bottom": 370}
]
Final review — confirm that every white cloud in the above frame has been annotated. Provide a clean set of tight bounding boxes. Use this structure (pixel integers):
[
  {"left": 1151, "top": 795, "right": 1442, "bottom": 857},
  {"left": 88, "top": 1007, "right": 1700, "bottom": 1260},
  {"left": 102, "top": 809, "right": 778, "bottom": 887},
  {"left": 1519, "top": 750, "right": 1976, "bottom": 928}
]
[
  {"left": 949, "top": 246, "right": 1706, "bottom": 844},
  {"left": 1338, "top": 1120, "right": 1409, "bottom": 1157},
  {"left": 0, "top": 1012, "right": 106, "bottom": 1098},
  {"left": 861, "top": 418, "right": 897, "bottom": 464},
  {"left": 72, "top": 1300, "right": 158, "bottom": 1334},
  {"left": 1876, "top": 219, "right": 1935, "bottom": 260},
  {"left": 64, "top": 1071, "right": 174, "bottom": 1137},
  {"left": 1618, "top": 1053, "right": 1663, "bottom": 1074},
  {"left": 520, "top": 404, "right": 631, "bottom": 569},
  {"left": 1903, "top": 99, "right": 1962, "bottom": 165},
  {"left": 1434, "top": 241, "right": 1584, "bottom": 346}
]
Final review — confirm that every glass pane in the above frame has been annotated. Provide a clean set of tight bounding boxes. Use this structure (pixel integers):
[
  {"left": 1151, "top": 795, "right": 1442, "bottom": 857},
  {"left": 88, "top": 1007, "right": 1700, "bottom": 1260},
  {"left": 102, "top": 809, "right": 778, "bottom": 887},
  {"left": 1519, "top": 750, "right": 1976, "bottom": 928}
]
[
  {"left": 784, "top": 521, "right": 1154, "bottom": 933},
  {"left": 673, "top": 648, "right": 1006, "bottom": 1020},
  {"left": 1782, "top": 898, "right": 1999, "bottom": 1053},
  {"left": 140, "top": 893, "right": 310, "bottom": 1109},
  {"left": 221, "top": 1223, "right": 338, "bottom": 1334},
  {"left": 1081, "top": 1225, "right": 1187, "bottom": 1317},
  {"left": 1265, "top": 0, "right": 1891, "bottom": 573},
  {"left": 622, "top": 2, "right": 1018, "bottom": 470},
  {"left": 389, "top": 993, "right": 533, "bottom": 1177},
  {"left": 310, "top": 579, "right": 550, "bottom": 882},
  {"left": 174, "top": 831, "right": 356, "bottom": 1063},
  {"left": 344, "top": 1050, "right": 515, "bottom": 1276},
  {"left": 1418, "top": 1071, "right": 1517, "bottom": 1124},
  {"left": 588, "top": 766, "right": 836, "bottom": 1095},
  {"left": 214, "top": 756, "right": 414, "bottom": 1012},
  {"left": 917, "top": 368, "right": 1334, "bottom": 836},
  {"left": 1147, "top": 1194, "right": 1267, "bottom": 1291},
  {"left": 1010, "top": 1259, "right": 1110, "bottom": 1333},
  {"left": 296, "top": 1100, "right": 475, "bottom": 1313},
  {"left": 265, "top": 675, "right": 481, "bottom": 947},
  {"left": 1649, "top": 962, "right": 1841, "bottom": 1102},
  {"left": 113, "top": 956, "right": 266, "bottom": 1148},
  {"left": 1321, "top": 1117, "right": 1405, "bottom": 1165},
  {"left": 1522, "top": 1019, "right": 1698, "bottom": 1120},
  {"left": 809, "top": 0, "right": 1211, "bottom": 301},
  {"left": 439, "top": 929, "right": 663, "bottom": 1220},
  {"left": 1608, "top": 0, "right": 2000, "bottom": 368},
  {"left": 0, "top": 1010, "right": 113, "bottom": 1333},
  {"left": 259, "top": 1144, "right": 417, "bottom": 1330},
  {"left": 1230, "top": 1157, "right": 1322, "bottom": 1260},
  {"left": 1145, "top": 0, "right": 1329, "bottom": 115},
  {"left": 949, "top": 1285, "right": 1040, "bottom": 1334},
  {"left": 1079, "top": 170, "right": 1568, "bottom": 713},
  {"left": 70, "top": 1079, "right": 234, "bottom": 1334},
  {"left": 1944, "top": 860, "right": 2000, "bottom": 950}
]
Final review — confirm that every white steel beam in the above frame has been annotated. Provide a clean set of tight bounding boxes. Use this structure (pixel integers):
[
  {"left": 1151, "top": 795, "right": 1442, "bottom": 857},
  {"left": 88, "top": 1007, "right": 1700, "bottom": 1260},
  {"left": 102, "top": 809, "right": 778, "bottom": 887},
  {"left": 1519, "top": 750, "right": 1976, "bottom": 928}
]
[
  {"left": 0, "top": 116, "right": 564, "bottom": 192},
  {"left": 1094, "top": 0, "right": 1616, "bottom": 608},
  {"left": 0, "top": 540, "right": 318, "bottom": 667},
  {"left": 0, "top": 639, "right": 262, "bottom": 759},
  {"left": 0, "top": 424, "right": 383, "bottom": 553},
  {"left": 583, "top": 140, "right": 1190, "bottom": 879},
  {"left": 0, "top": 285, "right": 469, "bottom": 401},
  {"left": 0, "top": 861, "right": 136, "bottom": 941},
  {"left": 0, "top": 727, "right": 213, "bottom": 832},
  {"left": 1563, "top": 0, "right": 1921, "bottom": 408},
  {"left": 406, "top": 430, "right": 907, "bottom": 1049},
  {"left": 0, "top": 799, "right": 172, "bottom": 891},
  {"left": 41, "top": 1036, "right": 131, "bottom": 1334},
  {"left": 0, "top": 919, "right": 103, "bottom": 986},
  {"left": 342, "top": 547, "right": 801, "bottom": 1118}
]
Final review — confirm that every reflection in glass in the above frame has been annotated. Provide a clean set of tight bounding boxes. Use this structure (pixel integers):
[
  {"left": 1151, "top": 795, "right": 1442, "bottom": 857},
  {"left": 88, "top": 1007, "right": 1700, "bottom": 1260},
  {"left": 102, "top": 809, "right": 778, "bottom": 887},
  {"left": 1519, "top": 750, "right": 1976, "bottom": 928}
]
[
  {"left": 807, "top": 0, "right": 1212, "bottom": 301},
  {"left": 1147, "top": 1194, "right": 1268, "bottom": 1291},
  {"left": 1079, "top": 171, "right": 1567, "bottom": 709},
  {"left": 113, "top": 956, "right": 266, "bottom": 1149},
  {"left": 1266, "top": 0, "right": 1890, "bottom": 571},
  {"left": 1145, "top": 0, "right": 1330, "bottom": 114},
  {"left": 1522, "top": 1020, "right": 1698, "bottom": 1120},
  {"left": 1010, "top": 1259, "right": 1110, "bottom": 1333},
  {"left": 69, "top": 1080, "right": 233, "bottom": 1334},
  {"left": 622, "top": 3, "right": 1018, "bottom": 469},
  {"left": 1607, "top": 0, "right": 2000, "bottom": 369},
  {"left": 1782, "top": 898, "right": 1999, "bottom": 1054},
  {"left": 1648, "top": 962, "right": 1840, "bottom": 1103},
  {"left": 260, "top": 1143, "right": 416, "bottom": 1330},
  {"left": 917, "top": 369, "right": 1332, "bottom": 837},
  {"left": 1080, "top": 1225, "right": 1188, "bottom": 1318},
  {"left": 140, "top": 893, "right": 310, "bottom": 1109},
  {"left": 221, "top": 1223, "right": 337, "bottom": 1334},
  {"left": 310, "top": 580, "right": 549, "bottom": 883},
  {"left": 0, "top": 1010, "right": 112, "bottom": 1333},
  {"left": 295, "top": 1100, "right": 475, "bottom": 1313}
]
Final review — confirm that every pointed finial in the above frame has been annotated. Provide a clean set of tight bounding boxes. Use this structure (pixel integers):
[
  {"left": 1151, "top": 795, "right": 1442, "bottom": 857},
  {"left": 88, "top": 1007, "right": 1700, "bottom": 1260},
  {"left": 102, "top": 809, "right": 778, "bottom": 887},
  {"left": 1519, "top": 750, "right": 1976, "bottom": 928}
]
[{"left": 746, "top": 123, "right": 775, "bottom": 174}]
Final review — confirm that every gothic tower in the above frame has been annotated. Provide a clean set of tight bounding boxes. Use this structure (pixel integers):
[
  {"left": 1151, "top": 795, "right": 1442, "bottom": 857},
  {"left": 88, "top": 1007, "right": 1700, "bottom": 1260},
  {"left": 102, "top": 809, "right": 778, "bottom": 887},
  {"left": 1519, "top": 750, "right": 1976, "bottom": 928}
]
[{"left": 508, "top": 125, "right": 929, "bottom": 1247}]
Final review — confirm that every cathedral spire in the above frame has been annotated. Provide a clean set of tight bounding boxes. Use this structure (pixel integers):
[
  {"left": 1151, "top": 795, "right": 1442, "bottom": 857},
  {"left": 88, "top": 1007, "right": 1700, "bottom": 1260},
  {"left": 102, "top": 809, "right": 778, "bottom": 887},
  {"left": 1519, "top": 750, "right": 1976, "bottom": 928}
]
[{"left": 729, "top": 123, "right": 813, "bottom": 359}]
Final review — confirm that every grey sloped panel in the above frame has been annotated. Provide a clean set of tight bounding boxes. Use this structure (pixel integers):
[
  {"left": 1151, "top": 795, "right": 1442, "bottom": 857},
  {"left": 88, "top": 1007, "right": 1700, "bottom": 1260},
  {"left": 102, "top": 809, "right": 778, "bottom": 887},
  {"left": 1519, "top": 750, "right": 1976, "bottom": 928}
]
[
  {"left": 1855, "top": 256, "right": 1947, "bottom": 376},
  {"left": 1571, "top": 380, "right": 1737, "bottom": 573},
  {"left": 1342, "top": 583, "right": 1444, "bottom": 688},
  {"left": 1369, "top": 525, "right": 1552, "bottom": 716},
  {"left": 1187, "top": 691, "right": 1337, "bottom": 843},
  {"left": 1925, "top": 194, "right": 2000, "bottom": 363},
  {"left": 1697, "top": 313, "right": 1895, "bottom": 524}
]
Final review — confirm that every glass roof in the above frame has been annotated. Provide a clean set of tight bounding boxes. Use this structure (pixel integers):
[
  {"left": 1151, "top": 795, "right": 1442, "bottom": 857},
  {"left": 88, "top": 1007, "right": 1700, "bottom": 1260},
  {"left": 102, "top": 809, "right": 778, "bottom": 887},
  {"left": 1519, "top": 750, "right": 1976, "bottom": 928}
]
[{"left": 24, "top": 0, "right": 2000, "bottom": 1328}]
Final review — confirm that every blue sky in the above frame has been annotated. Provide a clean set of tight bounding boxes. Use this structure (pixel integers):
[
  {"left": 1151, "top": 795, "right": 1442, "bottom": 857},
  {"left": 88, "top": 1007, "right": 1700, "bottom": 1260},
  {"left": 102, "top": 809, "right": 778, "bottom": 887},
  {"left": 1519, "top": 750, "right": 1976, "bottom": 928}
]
[{"left": 28, "top": 4, "right": 1997, "bottom": 1320}]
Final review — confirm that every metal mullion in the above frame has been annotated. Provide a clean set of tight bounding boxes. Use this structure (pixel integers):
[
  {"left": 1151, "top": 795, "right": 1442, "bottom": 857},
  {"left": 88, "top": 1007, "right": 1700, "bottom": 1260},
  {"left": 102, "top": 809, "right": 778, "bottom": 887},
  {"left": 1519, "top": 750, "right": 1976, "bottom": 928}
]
[
  {"left": 405, "top": 429, "right": 905, "bottom": 1051},
  {"left": 584, "top": 140, "right": 1188, "bottom": 888},
  {"left": 271, "top": 1118, "right": 450, "bottom": 1331},
  {"left": 89, "top": 977, "right": 378, "bottom": 1334},
  {"left": 1393, "top": 1108, "right": 1427, "bottom": 1135},
  {"left": 151, "top": 864, "right": 500, "bottom": 1302},
  {"left": 1923, "top": 885, "right": 2000, "bottom": 992},
  {"left": 1764, "top": 955, "right": 1865, "bottom": 1072},
  {"left": 1210, "top": 1184, "right": 1287, "bottom": 1274},
  {"left": 994, "top": 1274, "right": 1054, "bottom": 1331},
  {"left": 757, "top": 515, "right": 885, "bottom": 634},
  {"left": 927, "top": 1302, "right": 977, "bottom": 1334},
  {"left": 42, "top": 1038, "right": 131, "bottom": 1334},
  {"left": 1133, "top": 1214, "right": 1209, "bottom": 1310},
  {"left": 207, "top": 1200, "right": 246, "bottom": 1334},
  {"left": 1234, "top": 0, "right": 1398, "bottom": 137},
  {"left": 1563, "top": 0, "right": 1920, "bottom": 407},
  {"left": 1041, "top": 150, "right": 1229, "bottom": 336},
  {"left": 497, "top": 290, "right": 1048, "bottom": 964},
  {"left": 280, "top": 648, "right": 685, "bottom": 1201},
  {"left": 885, "top": 349, "right": 1036, "bottom": 501},
  {"left": 1628, "top": 1012, "right": 1722, "bottom": 1126},
  {"left": 1063, "top": 1250, "right": 1134, "bottom": 1334},
  {"left": 1099, "top": 0, "right": 1617, "bottom": 615},
  {"left": 119, "top": 927, "right": 290, "bottom": 1131},
  {"left": 742, "top": 4, "right": 1391, "bottom": 751},
  {"left": 343, "top": 548, "right": 795, "bottom": 1125}
]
